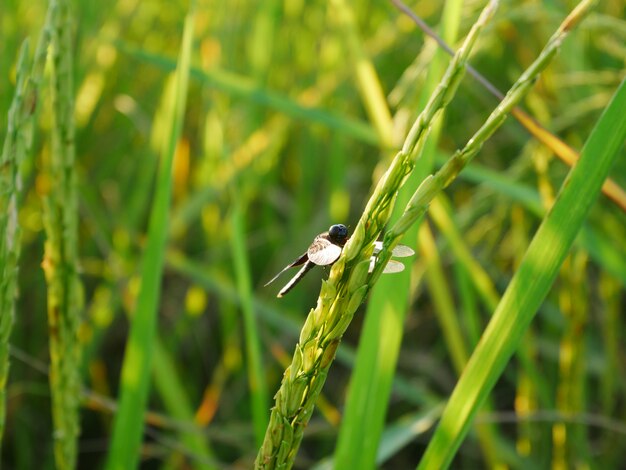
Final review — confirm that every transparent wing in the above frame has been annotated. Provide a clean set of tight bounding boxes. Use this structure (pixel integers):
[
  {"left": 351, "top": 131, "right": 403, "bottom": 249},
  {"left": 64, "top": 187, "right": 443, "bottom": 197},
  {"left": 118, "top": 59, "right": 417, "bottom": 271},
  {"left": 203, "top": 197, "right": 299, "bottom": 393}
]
[
  {"left": 368, "top": 257, "right": 406, "bottom": 274},
  {"left": 307, "top": 237, "right": 342, "bottom": 266},
  {"left": 382, "top": 260, "right": 406, "bottom": 273},
  {"left": 373, "top": 241, "right": 415, "bottom": 257},
  {"left": 390, "top": 244, "right": 415, "bottom": 257}
]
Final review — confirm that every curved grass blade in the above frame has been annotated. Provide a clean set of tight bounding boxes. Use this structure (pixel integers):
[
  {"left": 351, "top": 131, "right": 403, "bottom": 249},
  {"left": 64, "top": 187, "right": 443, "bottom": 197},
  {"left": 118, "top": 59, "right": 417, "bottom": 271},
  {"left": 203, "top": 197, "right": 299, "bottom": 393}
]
[{"left": 417, "top": 74, "right": 626, "bottom": 470}]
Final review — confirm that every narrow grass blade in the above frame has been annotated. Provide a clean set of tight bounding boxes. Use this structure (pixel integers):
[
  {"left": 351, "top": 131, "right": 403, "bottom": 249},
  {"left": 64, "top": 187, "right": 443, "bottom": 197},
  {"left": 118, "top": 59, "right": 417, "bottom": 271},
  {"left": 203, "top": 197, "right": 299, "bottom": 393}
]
[
  {"left": 152, "top": 338, "right": 216, "bottom": 469},
  {"left": 331, "top": 0, "right": 394, "bottom": 147},
  {"left": 113, "top": 42, "right": 380, "bottom": 147},
  {"left": 230, "top": 196, "right": 270, "bottom": 447},
  {"left": 417, "top": 76, "right": 626, "bottom": 470},
  {"left": 104, "top": 6, "right": 195, "bottom": 469}
]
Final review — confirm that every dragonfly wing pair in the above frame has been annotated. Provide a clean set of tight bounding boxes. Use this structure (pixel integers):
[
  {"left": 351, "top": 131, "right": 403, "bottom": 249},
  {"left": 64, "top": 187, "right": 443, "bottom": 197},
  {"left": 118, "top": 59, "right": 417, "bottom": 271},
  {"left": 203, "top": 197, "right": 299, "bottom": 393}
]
[
  {"left": 371, "top": 241, "right": 415, "bottom": 274},
  {"left": 307, "top": 235, "right": 343, "bottom": 266},
  {"left": 374, "top": 242, "right": 415, "bottom": 257}
]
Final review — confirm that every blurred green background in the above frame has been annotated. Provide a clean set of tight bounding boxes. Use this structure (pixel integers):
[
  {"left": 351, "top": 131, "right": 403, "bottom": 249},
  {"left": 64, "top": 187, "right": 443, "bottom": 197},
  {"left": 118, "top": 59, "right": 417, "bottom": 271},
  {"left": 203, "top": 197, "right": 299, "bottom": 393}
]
[{"left": 2, "top": 0, "right": 625, "bottom": 468}]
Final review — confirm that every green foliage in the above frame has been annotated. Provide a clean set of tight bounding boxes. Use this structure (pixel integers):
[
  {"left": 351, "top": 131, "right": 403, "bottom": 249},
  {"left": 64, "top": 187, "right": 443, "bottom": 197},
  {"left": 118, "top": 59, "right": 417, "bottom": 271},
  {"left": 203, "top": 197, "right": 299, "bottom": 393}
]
[{"left": 1, "top": 0, "right": 625, "bottom": 469}]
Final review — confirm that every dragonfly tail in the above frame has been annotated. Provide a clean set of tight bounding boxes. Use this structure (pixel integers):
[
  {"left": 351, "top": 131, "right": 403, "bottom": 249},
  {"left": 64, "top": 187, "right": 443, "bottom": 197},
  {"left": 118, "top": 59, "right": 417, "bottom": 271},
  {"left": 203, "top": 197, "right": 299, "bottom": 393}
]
[
  {"left": 264, "top": 252, "right": 308, "bottom": 287},
  {"left": 277, "top": 261, "right": 314, "bottom": 297}
]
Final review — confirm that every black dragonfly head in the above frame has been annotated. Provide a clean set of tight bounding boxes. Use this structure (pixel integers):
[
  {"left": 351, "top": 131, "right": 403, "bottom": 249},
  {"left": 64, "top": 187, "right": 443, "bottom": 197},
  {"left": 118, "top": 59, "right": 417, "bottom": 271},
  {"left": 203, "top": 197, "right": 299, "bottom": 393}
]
[{"left": 328, "top": 224, "right": 349, "bottom": 246}]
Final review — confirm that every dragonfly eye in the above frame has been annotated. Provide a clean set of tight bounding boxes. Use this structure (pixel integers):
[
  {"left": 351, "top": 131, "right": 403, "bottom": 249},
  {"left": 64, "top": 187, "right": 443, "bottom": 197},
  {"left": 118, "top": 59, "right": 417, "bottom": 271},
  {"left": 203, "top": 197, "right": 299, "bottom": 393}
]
[{"left": 328, "top": 224, "right": 348, "bottom": 242}]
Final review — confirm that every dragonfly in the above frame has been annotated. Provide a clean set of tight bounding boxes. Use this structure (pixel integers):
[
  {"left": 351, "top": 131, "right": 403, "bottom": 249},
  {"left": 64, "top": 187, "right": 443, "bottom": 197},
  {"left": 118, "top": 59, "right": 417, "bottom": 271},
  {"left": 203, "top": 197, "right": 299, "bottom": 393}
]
[{"left": 265, "top": 224, "right": 415, "bottom": 298}]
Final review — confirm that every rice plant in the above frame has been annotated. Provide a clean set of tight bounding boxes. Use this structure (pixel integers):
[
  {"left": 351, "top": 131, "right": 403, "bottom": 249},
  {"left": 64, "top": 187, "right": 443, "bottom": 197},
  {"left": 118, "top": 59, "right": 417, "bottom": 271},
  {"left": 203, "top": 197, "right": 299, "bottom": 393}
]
[{"left": 1, "top": 0, "right": 625, "bottom": 468}]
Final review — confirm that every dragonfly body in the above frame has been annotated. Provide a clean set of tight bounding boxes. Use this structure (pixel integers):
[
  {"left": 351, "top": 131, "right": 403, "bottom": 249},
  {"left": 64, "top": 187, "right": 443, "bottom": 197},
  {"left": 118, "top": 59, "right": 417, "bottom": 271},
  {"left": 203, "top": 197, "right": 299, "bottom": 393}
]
[
  {"left": 265, "top": 224, "right": 348, "bottom": 297},
  {"left": 265, "top": 224, "right": 414, "bottom": 298}
]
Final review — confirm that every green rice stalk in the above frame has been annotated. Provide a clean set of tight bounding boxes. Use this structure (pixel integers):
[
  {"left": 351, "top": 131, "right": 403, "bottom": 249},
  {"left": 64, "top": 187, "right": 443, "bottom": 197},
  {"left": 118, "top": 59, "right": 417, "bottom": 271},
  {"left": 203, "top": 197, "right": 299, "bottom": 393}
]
[
  {"left": 370, "top": 0, "right": 596, "bottom": 283},
  {"left": 393, "top": 0, "right": 626, "bottom": 213},
  {"left": 1, "top": 0, "right": 58, "bottom": 448},
  {"left": 40, "top": 0, "right": 83, "bottom": 467},
  {"left": 332, "top": 0, "right": 514, "bottom": 465},
  {"left": 254, "top": 2, "right": 498, "bottom": 467},
  {"left": 0, "top": 41, "right": 31, "bottom": 446}
]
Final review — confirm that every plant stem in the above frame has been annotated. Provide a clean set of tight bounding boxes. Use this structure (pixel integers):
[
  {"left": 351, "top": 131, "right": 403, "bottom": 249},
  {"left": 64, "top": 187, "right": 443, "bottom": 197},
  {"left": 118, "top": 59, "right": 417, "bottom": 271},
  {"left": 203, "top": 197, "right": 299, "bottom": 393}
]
[
  {"left": 254, "top": 2, "right": 498, "bottom": 467},
  {"left": 0, "top": 41, "right": 31, "bottom": 446},
  {"left": 41, "top": 0, "right": 83, "bottom": 468},
  {"left": 1, "top": 0, "right": 61, "bottom": 450},
  {"left": 371, "top": 0, "right": 597, "bottom": 283}
]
